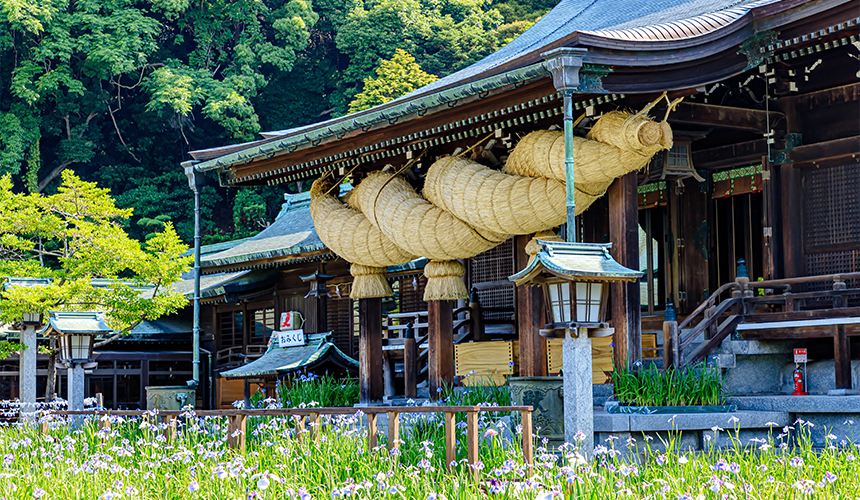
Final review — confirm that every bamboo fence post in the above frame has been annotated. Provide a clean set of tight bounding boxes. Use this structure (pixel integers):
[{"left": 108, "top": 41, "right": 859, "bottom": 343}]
[
  {"left": 466, "top": 411, "right": 479, "bottom": 479},
  {"left": 521, "top": 409, "right": 534, "bottom": 477},
  {"left": 387, "top": 412, "right": 400, "bottom": 453},
  {"left": 444, "top": 412, "right": 456, "bottom": 469},
  {"left": 227, "top": 414, "right": 247, "bottom": 453},
  {"left": 40, "top": 418, "right": 49, "bottom": 434},
  {"left": 367, "top": 413, "right": 378, "bottom": 451}
]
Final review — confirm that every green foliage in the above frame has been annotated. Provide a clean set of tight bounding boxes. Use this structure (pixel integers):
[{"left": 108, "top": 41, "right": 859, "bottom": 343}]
[
  {"left": 1, "top": 0, "right": 549, "bottom": 245},
  {"left": 2, "top": 411, "right": 860, "bottom": 498},
  {"left": 0, "top": 171, "right": 192, "bottom": 339},
  {"left": 276, "top": 373, "right": 360, "bottom": 407},
  {"left": 348, "top": 49, "right": 437, "bottom": 113},
  {"left": 612, "top": 364, "right": 726, "bottom": 407}
]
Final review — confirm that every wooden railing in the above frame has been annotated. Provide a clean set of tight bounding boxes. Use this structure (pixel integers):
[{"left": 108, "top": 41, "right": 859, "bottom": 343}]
[
  {"left": 46, "top": 405, "right": 534, "bottom": 477},
  {"left": 381, "top": 303, "right": 480, "bottom": 397},
  {"left": 665, "top": 269, "right": 860, "bottom": 372},
  {"left": 215, "top": 345, "right": 267, "bottom": 368}
]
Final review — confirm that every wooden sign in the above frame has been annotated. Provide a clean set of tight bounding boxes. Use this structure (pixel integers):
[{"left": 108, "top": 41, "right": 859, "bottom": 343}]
[
  {"left": 794, "top": 348, "right": 807, "bottom": 364},
  {"left": 277, "top": 329, "right": 305, "bottom": 348}
]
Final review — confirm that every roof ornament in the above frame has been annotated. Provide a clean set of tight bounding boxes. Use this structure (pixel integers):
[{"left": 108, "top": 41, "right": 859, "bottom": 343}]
[{"left": 738, "top": 30, "right": 780, "bottom": 71}]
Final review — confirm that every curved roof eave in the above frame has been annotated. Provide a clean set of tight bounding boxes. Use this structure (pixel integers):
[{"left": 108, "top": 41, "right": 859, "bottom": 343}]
[{"left": 189, "top": 0, "right": 848, "bottom": 173}]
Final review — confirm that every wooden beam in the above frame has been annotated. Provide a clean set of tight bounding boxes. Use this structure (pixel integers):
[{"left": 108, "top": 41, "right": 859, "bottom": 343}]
[
  {"left": 358, "top": 298, "right": 383, "bottom": 404},
  {"left": 668, "top": 102, "right": 781, "bottom": 133},
  {"left": 609, "top": 172, "right": 641, "bottom": 368},
  {"left": 744, "top": 307, "right": 860, "bottom": 324},
  {"left": 792, "top": 82, "right": 860, "bottom": 109},
  {"left": 693, "top": 139, "right": 769, "bottom": 170},
  {"left": 428, "top": 300, "right": 454, "bottom": 399},
  {"left": 739, "top": 325, "right": 860, "bottom": 340},
  {"left": 790, "top": 136, "right": 860, "bottom": 165},
  {"left": 834, "top": 325, "right": 852, "bottom": 389},
  {"left": 228, "top": 80, "right": 558, "bottom": 182},
  {"left": 517, "top": 285, "right": 547, "bottom": 377}
]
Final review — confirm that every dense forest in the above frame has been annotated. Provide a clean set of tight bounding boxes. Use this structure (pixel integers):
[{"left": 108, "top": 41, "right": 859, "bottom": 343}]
[{"left": 0, "top": 0, "right": 557, "bottom": 245}]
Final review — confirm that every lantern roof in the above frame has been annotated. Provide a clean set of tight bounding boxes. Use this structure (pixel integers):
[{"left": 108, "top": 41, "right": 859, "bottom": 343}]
[
  {"left": 39, "top": 311, "right": 114, "bottom": 336},
  {"left": 1, "top": 277, "right": 52, "bottom": 291},
  {"left": 300, "top": 271, "right": 336, "bottom": 282},
  {"left": 509, "top": 241, "right": 643, "bottom": 285}
]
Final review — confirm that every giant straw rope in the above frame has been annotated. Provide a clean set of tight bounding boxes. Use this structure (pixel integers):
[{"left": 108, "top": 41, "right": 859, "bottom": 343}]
[{"left": 310, "top": 97, "right": 679, "bottom": 301}]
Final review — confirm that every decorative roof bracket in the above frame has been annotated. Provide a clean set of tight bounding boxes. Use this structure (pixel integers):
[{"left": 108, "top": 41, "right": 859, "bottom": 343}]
[
  {"left": 770, "top": 132, "right": 802, "bottom": 165},
  {"left": 739, "top": 30, "right": 780, "bottom": 71},
  {"left": 579, "top": 64, "right": 612, "bottom": 94}
]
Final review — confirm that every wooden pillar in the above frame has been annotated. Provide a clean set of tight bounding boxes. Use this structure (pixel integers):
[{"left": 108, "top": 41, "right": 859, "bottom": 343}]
[
  {"left": 833, "top": 283, "right": 851, "bottom": 390},
  {"left": 358, "top": 298, "right": 383, "bottom": 404},
  {"left": 834, "top": 325, "right": 851, "bottom": 390},
  {"left": 609, "top": 172, "right": 642, "bottom": 368},
  {"left": 428, "top": 300, "right": 454, "bottom": 399},
  {"left": 403, "top": 337, "right": 417, "bottom": 398},
  {"left": 779, "top": 163, "right": 802, "bottom": 278},
  {"left": 517, "top": 285, "right": 547, "bottom": 376}
]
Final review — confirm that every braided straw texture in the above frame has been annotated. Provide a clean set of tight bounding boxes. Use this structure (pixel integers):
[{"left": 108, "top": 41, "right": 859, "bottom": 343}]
[
  {"left": 309, "top": 176, "right": 415, "bottom": 268},
  {"left": 423, "top": 156, "right": 567, "bottom": 235},
  {"left": 349, "top": 264, "right": 393, "bottom": 299},
  {"left": 309, "top": 106, "right": 674, "bottom": 300},
  {"left": 350, "top": 171, "right": 508, "bottom": 261}
]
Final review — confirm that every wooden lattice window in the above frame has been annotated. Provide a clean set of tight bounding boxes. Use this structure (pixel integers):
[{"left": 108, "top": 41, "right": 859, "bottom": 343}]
[
  {"left": 803, "top": 163, "right": 860, "bottom": 287},
  {"left": 399, "top": 276, "right": 427, "bottom": 313},
  {"left": 327, "top": 297, "right": 354, "bottom": 357},
  {"left": 249, "top": 308, "right": 276, "bottom": 345},
  {"left": 218, "top": 311, "right": 243, "bottom": 349},
  {"left": 469, "top": 239, "right": 515, "bottom": 322}
]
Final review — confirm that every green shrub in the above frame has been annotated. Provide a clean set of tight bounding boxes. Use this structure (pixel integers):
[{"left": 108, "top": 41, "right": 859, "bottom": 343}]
[
  {"left": 276, "top": 373, "right": 360, "bottom": 408},
  {"left": 612, "top": 364, "right": 725, "bottom": 406}
]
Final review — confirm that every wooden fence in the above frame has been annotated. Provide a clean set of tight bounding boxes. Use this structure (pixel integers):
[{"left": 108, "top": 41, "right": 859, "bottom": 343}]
[{"left": 48, "top": 405, "right": 534, "bottom": 476}]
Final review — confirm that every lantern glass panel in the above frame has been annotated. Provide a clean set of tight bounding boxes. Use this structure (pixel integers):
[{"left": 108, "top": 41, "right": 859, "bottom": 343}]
[
  {"left": 59, "top": 334, "right": 93, "bottom": 362},
  {"left": 546, "top": 282, "right": 571, "bottom": 323},
  {"left": 22, "top": 312, "right": 42, "bottom": 325},
  {"left": 575, "top": 282, "right": 603, "bottom": 323}
]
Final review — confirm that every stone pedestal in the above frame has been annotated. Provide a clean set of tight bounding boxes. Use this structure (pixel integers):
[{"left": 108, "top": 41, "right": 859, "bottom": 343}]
[
  {"left": 67, "top": 364, "right": 86, "bottom": 411},
  {"left": 19, "top": 326, "right": 37, "bottom": 421},
  {"left": 563, "top": 329, "right": 594, "bottom": 458}
]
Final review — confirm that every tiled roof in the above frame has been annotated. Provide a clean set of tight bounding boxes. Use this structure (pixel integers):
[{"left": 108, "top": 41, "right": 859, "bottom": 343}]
[
  {"left": 201, "top": 191, "right": 326, "bottom": 269},
  {"left": 220, "top": 332, "right": 358, "bottom": 379},
  {"left": 189, "top": 0, "right": 794, "bottom": 172}
]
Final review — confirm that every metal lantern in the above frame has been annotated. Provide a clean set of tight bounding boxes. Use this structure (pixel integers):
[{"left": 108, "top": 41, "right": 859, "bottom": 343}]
[
  {"left": 510, "top": 241, "right": 642, "bottom": 335},
  {"left": 301, "top": 271, "right": 336, "bottom": 298},
  {"left": 542, "top": 278, "right": 608, "bottom": 327}
]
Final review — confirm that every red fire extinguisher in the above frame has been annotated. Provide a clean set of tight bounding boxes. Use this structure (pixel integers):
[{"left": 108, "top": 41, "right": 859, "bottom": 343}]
[{"left": 792, "top": 365, "right": 808, "bottom": 396}]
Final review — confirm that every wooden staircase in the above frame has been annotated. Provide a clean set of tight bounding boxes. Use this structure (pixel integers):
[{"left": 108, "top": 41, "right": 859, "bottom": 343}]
[{"left": 663, "top": 269, "right": 860, "bottom": 389}]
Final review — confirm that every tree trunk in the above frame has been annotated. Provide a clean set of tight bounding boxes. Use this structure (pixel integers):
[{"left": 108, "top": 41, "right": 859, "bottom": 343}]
[{"left": 45, "top": 338, "right": 58, "bottom": 402}]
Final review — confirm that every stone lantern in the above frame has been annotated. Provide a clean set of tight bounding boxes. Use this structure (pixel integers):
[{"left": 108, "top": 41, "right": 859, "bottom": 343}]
[
  {"left": 41, "top": 311, "right": 113, "bottom": 411},
  {"left": 510, "top": 240, "right": 642, "bottom": 457}
]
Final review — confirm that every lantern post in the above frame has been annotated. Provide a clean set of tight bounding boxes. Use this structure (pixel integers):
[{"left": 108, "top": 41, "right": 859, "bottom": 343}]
[
  {"left": 511, "top": 241, "right": 642, "bottom": 458},
  {"left": 41, "top": 311, "right": 113, "bottom": 411},
  {"left": 1, "top": 277, "right": 51, "bottom": 421}
]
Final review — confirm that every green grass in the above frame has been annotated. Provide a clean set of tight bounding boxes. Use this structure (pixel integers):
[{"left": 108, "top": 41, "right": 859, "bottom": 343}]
[
  {"left": 268, "top": 373, "right": 360, "bottom": 408},
  {"left": 612, "top": 364, "right": 725, "bottom": 407},
  {"left": 1, "top": 412, "right": 859, "bottom": 498}
]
